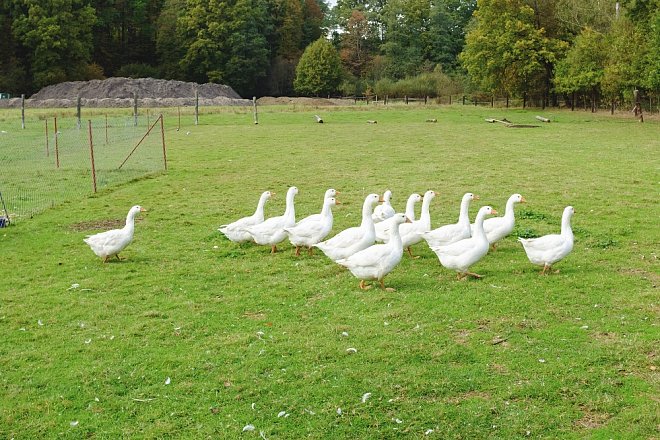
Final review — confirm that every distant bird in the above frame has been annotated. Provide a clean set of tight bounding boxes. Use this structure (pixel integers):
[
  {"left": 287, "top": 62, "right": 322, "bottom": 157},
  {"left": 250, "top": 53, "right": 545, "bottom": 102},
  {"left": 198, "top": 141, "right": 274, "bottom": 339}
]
[
  {"left": 372, "top": 190, "right": 395, "bottom": 223},
  {"left": 218, "top": 191, "right": 272, "bottom": 243},
  {"left": 519, "top": 206, "right": 575, "bottom": 274},
  {"left": 243, "top": 186, "right": 298, "bottom": 253},
  {"left": 471, "top": 193, "right": 525, "bottom": 249},
  {"left": 84, "top": 205, "right": 146, "bottom": 262},
  {"left": 337, "top": 213, "right": 411, "bottom": 291},
  {"left": 284, "top": 197, "right": 339, "bottom": 256},
  {"left": 431, "top": 206, "right": 497, "bottom": 279}
]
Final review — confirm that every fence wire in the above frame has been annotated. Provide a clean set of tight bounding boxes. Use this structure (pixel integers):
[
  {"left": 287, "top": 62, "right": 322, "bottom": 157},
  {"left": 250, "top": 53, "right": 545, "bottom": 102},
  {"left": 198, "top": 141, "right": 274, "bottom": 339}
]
[{"left": 0, "top": 114, "right": 165, "bottom": 224}]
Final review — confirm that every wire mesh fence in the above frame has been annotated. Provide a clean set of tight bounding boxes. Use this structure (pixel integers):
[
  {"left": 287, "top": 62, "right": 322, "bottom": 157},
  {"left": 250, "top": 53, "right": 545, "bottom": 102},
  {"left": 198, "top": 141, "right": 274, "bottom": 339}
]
[{"left": 0, "top": 113, "right": 166, "bottom": 224}]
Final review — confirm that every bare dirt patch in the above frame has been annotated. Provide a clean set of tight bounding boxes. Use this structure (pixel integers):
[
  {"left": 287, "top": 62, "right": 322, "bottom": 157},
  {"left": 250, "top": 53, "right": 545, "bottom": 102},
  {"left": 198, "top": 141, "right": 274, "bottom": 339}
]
[{"left": 70, "top": 218, "right": 144, "bottom": 232}]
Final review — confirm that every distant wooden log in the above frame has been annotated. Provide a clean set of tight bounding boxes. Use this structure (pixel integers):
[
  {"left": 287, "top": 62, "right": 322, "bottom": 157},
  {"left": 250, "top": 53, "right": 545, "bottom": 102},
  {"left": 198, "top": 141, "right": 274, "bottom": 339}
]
[
  {"left": 314, "top": 114, "right": 323, "bottom": 123},
  {"left": 367, "top": 120, "right": 377, "bottom": 124},
  {"left": 535, "top": 115, "right": 551, "bottom": 123},
  {"left": 425, "top": 118, "right": 437, "bottom": 123},
  {"left": 485, "top": 118, "right": 512, "bottom": 126}
]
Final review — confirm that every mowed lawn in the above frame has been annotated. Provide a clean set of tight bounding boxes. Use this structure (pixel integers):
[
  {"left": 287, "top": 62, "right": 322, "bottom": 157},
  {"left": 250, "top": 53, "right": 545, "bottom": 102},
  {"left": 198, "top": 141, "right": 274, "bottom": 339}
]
[{"left": 0, "top": 104, "right": 658, "bottom": 438}]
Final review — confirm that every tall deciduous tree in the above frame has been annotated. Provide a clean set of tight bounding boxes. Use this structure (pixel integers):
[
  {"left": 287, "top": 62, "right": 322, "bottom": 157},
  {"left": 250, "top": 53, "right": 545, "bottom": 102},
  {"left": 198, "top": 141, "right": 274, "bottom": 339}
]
[
  {"left": 11, "top": 0, "right": 97, "bottom": 90},
  {"left": 178, "top": 0, "right": 272, "bottom": 97},
  {"left": 553, "top": 27, "right": 607, "bottom": 101},
  {"left": 294, "top": 37, "right": 343, "bottom": 96},
  {"left": 460, "top": 0, "right": 566, "bottom": 100}
]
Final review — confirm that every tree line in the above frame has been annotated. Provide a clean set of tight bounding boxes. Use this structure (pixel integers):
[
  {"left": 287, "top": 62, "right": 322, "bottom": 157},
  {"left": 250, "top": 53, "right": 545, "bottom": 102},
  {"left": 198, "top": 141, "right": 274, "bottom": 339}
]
[{"left": 0, "top": 0, "right": 658, "bottom": 108}]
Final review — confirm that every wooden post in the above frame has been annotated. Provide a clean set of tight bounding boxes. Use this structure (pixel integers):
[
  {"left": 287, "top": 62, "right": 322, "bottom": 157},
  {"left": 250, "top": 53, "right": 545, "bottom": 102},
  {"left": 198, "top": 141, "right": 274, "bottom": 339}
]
[
  {"left": 611, "top": 99, "right": 615, "bottom": 115},
  {"left": 462, "top": 95, "right": 466, "bottom": 105},
  {"left": 44, "top": 119, "right": 49, "bottom": 157},
  {"left": 105, "top": 114, "right": 108, "bottom": 144},
  {"left": 405, "top": 95, "right": 408, "bottom": 104},
  {"left": 54, "top": 117, "right": 60, "bottom": 168},
  {"left": 506, "top": 95, "right": 509, "bottom": 108},
  {"left": 194, "top": 90, "right": 199, "bottom": 125},
  {"left": 252, "top": 96, "right": 258, "bottom": 125},
  {"left": 571, "top": 91, "right": 575, "bottom": 111},
  {"left": 633, "top": 89, "right": 644, "bottom": 122},
  {"left": 491, "top": 95, "right": 494, "bottom": 107},
  {"left": 133, "top": 92, "right": 138, "bottom": 126},
  {"left": 523, "top": 92, "right": 527, "bottom": 109},
  {"left": 449, "top": 95, "right": 452, "bottom": 105},
  {"left": 177, "top": 107, "right": 181, "bottom": 131},
  {"left": 77, "top": 96, "right": 82, "bottom": 129},
  {"left": 21, "top": 94, "right": 25, "bottom": 129},
  {"left": 88, "top": 120, "right": 97, "bottom": 193},
  {"left": 160, "top": 114, "right": 167, "bottom": 170}
]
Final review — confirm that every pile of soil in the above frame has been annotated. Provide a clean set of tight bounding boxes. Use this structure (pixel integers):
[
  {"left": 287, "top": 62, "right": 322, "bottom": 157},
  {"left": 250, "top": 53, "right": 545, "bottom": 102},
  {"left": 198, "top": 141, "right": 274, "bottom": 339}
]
[{"left": 0, "top": 77, "right": 251, "bottom": 108}]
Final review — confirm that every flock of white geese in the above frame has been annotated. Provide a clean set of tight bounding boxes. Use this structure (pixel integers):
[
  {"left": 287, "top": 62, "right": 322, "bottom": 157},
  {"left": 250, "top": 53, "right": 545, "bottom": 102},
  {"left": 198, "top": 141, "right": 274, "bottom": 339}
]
[
  {"left": 81, "top": 188, "right": 574, "bottom": 290},
  {"left": 215, "top": 187, "right": 575, "bottom": 290}
]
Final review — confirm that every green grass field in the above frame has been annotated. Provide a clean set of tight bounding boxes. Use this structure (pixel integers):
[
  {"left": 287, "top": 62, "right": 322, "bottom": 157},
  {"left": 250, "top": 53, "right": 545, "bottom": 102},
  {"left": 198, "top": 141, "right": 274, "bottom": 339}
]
[{"left": 1, "top": 104, "right": 658, "bottom": 438}]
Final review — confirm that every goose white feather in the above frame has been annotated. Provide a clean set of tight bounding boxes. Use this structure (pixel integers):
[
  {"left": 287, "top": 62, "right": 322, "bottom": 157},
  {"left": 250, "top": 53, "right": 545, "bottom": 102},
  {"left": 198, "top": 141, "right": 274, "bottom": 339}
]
[
  {"left": 471, "top": 193, "right": 525, "bottom": 245},
  {"left": 296, "top": 188, "right": 338, "bottom": 227},
  {"left": 218, "top": 191, "right": 272, "bottom": 243},
  {"left": 337, "top": 213, "right": 410, "bottom": 290},
  {"left": 243, "top": 186, "right": 298, "bottom": 253},
  {"left": 431, "top": 206, "right": 497, "bottom": 279},
  {"left": 392, "top": 190, "right": 436, "bottom": 257},
  {"left": 83, "top": 205, "right": 146, "bottom": 262},
  {"left": 284, "top": 197, "right": 338, "bottom": 256},
  {"left": 314, "top": 193, "right": 381, "bottom": 261},
  {"left": 375, "top": 193, "right": 422, "bottom": 242},
  {"left": 519, "top": 206, "right": 575, "bottom": 274},
  {"left": 372, "top": 190, "right": 395, "bottom": 223},
  {"left": 423, "top": 192, "right": 478, "bottom": 248}
]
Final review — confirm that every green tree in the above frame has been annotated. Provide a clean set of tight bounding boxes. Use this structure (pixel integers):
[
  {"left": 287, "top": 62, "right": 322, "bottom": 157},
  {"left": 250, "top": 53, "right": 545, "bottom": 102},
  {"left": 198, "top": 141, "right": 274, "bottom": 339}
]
[
  {"left": 460, "top": 0, "right": 566, "bottom": 100},
  {"left": 11, "top": 0, "right": 97, "bottom": 90},
  {"left": 156, "top": 0, "right": 185, "bottom": 79},
  {"left": 553, "top": 27, "right": 607, "bottom": 104},
  {"left": 380, "top": 0, "right": 432, "bottom": 79},
  {"left": 178, "top": 0, "right": 272, "bottom": 97},
  {"left": 428, "top": 0, "right": 476, "bottom": 71},
  {"left": 0, "top": 2, "right": 28, "bottom": 94},
  {"left": 294, "top": 37, "right": 343, "bottom": 96}
]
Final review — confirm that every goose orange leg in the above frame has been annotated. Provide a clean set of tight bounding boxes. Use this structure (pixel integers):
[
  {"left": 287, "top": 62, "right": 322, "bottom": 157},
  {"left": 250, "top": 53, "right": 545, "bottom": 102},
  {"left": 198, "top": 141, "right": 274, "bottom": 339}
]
[
  {"left": 359, "top": 280, "right": 372, "bottom": 290},
  {"left": 270, "top": 245, "right": 277, "bottom": 254},
  {"left": 294, "top": 246, "right": 301, "bottom": 256}
]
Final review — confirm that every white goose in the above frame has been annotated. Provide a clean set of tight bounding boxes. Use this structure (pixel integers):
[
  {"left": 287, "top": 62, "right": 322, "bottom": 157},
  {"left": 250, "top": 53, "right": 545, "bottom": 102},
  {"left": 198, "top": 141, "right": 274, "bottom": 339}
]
[
  {"left": 423, "top": 192, "right": 479, "bottom": 248},
  {"left": 372, "top": 190, "right": 395, "bottom": 223},
  {"left": 218, "top": 191, "right": 272, "bottom": 243},
  {"left": 284, "top": 197, "right": 339, "bottom": 256},
  {"left": 314, "top": 193, "right": 381, "bottom": 262},
  {"left": 337, "top": 213, "right": 411, "bottom": 291},
  {"left": 243, "top": 186, "right": 298, "bottom": 253},
  {"left": 519, "top": 206, "right": 575, "bottom": 274},
  {"left": 472, "top": 193, "right": 525, "bottom": 248},
  {"left": 431, "top": 206, "right": 497, "bottom": 279},
  {"left": 395, "top": 190, "right": 436, "bottom": 258},
  {"left": 296, "top": 188, "right": 339, "bottom": 226},
  {"left": 84, "top": 205, "right": 146, "bottom": 262},
  {"left": 375, "top": 193, "right": 422, "bottom": 242}
]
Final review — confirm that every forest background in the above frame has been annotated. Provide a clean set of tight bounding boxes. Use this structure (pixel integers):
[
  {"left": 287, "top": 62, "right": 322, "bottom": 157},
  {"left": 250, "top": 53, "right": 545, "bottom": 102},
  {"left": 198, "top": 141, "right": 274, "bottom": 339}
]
[{"left": 0, "top": 0, "right": 658, "bottom": 108}]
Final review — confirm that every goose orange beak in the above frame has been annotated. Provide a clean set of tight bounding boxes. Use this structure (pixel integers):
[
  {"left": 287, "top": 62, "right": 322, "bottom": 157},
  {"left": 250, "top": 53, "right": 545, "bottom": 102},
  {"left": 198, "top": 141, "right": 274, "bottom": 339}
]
[
  {"left": 491, "top": 209, "right": 498, "bottom": 215},
  {"left": 473, "top": 194, "right": 480, "bottom": 200},
  {"left": 140, "top": 207, "right": 147, "bottom": 212},
  {"left": 521, "top": 197, "right": 527, "bottom": 203},
  {"left": 335, "top": 200, "right": 342, "bottom": 205}
]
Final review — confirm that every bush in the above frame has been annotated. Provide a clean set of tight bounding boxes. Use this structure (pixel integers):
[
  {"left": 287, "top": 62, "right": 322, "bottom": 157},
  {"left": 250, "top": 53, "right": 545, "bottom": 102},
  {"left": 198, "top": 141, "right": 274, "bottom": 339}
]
[{"left": 115, "top": 63, "right": 161, "bottom": 79}]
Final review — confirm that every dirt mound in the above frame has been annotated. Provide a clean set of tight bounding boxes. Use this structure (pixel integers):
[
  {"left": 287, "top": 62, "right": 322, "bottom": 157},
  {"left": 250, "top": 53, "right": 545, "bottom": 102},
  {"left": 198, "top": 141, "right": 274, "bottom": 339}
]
[{"left": 30, "top": 77, "right": 243, "bottom": 100}]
